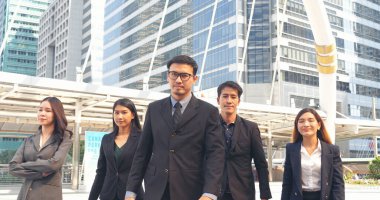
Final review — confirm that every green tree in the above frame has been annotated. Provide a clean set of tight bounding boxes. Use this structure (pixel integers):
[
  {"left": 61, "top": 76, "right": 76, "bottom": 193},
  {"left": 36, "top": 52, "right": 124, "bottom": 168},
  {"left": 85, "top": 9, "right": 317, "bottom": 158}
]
[
  {"left": 369, "top": 156, "right": 380, "bottom": 179},
  {"left": 67, "top": 140, "right": 85, "bottom": 164}
]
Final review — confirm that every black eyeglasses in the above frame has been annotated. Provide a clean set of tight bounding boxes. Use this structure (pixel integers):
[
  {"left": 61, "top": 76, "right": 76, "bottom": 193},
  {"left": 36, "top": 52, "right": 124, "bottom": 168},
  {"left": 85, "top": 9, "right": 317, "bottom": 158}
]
[{"left": 168, "top": 71, "right": 194, "bottom": 81}]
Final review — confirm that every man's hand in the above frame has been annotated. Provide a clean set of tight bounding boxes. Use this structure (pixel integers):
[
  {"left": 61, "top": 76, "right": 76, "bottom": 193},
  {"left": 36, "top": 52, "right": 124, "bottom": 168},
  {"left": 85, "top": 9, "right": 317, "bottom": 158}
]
[
  {"left": 199, "top": 196, "right": 212, "bottom": 200},
  {"left": 125, "top": 198, "right": 135, "bottom": 200},
  {"left": 42, "top": 172, "right": 52, "bottom": 177}
]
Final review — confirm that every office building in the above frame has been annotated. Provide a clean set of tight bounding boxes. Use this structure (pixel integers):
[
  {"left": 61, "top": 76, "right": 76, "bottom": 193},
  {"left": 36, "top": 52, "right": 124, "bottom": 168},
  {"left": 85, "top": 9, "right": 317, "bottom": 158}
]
[
  {"left": 81, "top": 0, "right": 104, "bottom": 84},
  {"left": 103, "top": 0, "right": 380, "bottom": 157},
  {"left": 37, "top": 0, "right": 104, "bottom": 83},
  {"left": 36, "top": 0, "right": 83, "bottom": 81},
  {"left": 0, "top": 0, "right": 49, "bottom": 76},
  {"left": 103, "top": 0, "right": 241, "bottom": 91}
]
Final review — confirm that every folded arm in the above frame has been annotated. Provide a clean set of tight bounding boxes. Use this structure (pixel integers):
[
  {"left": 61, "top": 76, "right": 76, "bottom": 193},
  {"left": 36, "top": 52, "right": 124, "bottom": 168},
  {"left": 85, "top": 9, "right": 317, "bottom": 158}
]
[
  {"left": 9, "top": 139, "right": 44, "bottom": 180},
  {"left": 21, "top": 133, "right": 73, "bottom": 173}
]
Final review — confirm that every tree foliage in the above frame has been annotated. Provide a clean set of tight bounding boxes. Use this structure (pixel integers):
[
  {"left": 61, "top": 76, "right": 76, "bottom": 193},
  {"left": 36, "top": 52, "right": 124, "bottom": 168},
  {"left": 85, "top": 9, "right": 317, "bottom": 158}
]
[{"left": 369, "top": 156, "right": 380, "bottom": 179}]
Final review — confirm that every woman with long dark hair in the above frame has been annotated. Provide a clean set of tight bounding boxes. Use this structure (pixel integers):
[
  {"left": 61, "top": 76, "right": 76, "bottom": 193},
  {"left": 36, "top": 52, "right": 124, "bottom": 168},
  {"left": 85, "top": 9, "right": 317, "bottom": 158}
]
[
  {"left": 281, "top": 108, "right": 344, "bottom": 200},
  {"left": 9, "top": 97, "right": 73, "bottom": 200},
  {"left": 89, "top": 98, "right": 144, "bottom": 200}
]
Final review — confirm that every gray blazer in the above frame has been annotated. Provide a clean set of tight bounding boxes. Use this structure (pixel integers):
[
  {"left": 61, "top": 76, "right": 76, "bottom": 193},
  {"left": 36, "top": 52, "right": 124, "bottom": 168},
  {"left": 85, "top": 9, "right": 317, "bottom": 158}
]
[
  {"left": 9, "top": 130, "right": 73, "bottom": 200},
  {"left": 281, "top": 140, "right": 345, "bottom": 200}
]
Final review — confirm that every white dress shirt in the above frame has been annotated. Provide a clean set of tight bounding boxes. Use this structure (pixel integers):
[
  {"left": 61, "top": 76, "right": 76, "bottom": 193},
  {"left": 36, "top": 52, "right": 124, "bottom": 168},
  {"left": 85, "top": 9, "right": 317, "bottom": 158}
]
[{"left": 300, "top": 139, "right": 322, "bottom": 191}]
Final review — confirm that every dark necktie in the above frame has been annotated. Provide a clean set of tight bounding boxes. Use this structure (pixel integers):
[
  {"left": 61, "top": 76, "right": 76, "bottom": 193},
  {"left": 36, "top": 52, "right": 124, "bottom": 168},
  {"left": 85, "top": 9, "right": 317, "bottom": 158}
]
[{"left": 173, "top": 102, "right": 182, "bottom": 125}]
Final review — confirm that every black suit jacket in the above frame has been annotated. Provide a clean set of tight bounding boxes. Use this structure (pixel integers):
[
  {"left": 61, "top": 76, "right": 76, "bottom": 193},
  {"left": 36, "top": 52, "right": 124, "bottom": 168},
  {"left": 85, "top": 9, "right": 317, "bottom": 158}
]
[
  {"left": 89, "top": 128, "right": 144, "bottom": 200},
  {"left": 127, "top": 95, "right": 225, "bottom": 200},
  {"left": 221, "top": 116, "right": 272, "bottom": 200},
  {"left": 281, "top": 140, "right": 345, "bottom": 200}
]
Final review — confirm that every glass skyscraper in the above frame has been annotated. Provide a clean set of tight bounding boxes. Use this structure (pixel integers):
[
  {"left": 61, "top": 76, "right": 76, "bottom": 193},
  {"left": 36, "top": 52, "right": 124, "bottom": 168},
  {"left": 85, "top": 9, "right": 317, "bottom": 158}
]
[
  {"left": 103, "top": 0, "right": 379, "bottom": 120},
  {"left": 0, "top": 0, "right": 49, "bottom": 76},
  {"left": 103, "top": 0, "right": 241, "bottom": 92}
]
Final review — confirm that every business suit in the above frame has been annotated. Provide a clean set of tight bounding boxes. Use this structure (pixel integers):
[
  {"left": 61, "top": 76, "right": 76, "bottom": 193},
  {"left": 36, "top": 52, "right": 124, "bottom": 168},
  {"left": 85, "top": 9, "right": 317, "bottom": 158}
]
[
  {"left": 221, "top": 115, "right": 271, "bottom": 200},
  {"left": 281, "top": 140, "right": 345, "bottom": 200},
  {"left": 89, "top": 128, "right": 144, "bottom": 200},
  {"left": 9, "top": 130, "right": 73, "bottom": 200},
  {"left": 127, "top": 95, "right": 225, "bottom": 200}
]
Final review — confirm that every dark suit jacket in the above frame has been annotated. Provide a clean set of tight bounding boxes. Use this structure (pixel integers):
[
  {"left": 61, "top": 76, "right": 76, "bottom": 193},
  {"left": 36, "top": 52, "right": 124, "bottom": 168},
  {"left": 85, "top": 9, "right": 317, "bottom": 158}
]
[
  {"left": 9, "top": 130, "right": 73, "bottom": 200},
  {"left": 222, "top": 116, "right": 272, "bottom": 200},
  {"left": 281, "top": 140, "right": 345, "bottom": 200},
  {"left": 127, "top": 95, "right": 225, "bottom": 200},
  {"left": 89, "top": 128, "right": 144, "bottom": 200}
]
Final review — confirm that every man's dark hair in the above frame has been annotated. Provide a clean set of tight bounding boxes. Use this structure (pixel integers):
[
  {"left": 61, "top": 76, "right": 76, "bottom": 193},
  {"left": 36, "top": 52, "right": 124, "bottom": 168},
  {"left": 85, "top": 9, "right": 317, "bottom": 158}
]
[
  {"left": 167, "top": 55, "right": 198, "bottom": 75},
  {"left": 217, "top": 81, "right": 243, "bottom": 98}
]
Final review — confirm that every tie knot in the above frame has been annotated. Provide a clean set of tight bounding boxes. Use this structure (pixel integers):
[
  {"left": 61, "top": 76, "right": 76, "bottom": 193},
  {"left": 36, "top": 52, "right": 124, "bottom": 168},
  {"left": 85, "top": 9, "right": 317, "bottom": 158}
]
[{"left": 174, "top": 102, "right": 182, "bottom": 109}]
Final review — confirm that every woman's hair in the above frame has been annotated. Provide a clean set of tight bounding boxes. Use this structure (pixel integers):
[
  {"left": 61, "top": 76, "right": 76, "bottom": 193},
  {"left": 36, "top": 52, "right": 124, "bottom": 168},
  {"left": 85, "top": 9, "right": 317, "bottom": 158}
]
[
  {"left": 39, "top": 97, "right": 73, "bottom": 138},
  {"left": 292, "top": 108, "right": 332, "bottom": 144},
  {"left": 112, "top": 98, "right": 141, "bottom": 134}
]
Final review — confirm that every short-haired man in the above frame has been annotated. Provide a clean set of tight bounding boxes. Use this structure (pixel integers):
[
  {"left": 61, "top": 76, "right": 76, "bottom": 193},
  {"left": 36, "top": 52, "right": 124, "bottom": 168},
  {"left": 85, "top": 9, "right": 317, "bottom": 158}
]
[
  {"left": 126, "top": 55, "right": 225, "bottom": 200},
  {"left": 217, "top": 81, "right": 271, "bottom": 200}
]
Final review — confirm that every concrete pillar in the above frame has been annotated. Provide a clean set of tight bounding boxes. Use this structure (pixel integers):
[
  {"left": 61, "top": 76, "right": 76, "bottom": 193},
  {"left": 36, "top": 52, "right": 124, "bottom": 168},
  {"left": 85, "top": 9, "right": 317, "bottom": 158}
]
[
  {"left": 71, "top": 100, "right": 82, "bottom": 190},
  {"left": 374, "top": 136, "right": 379, "bottom": 158}
]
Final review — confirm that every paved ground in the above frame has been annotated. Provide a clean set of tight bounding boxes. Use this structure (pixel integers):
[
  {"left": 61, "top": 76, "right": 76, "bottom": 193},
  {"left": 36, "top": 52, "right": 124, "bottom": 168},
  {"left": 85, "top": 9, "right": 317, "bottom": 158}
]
[{"left": 0, "top": 182, "right": 379, "bottom": 199}]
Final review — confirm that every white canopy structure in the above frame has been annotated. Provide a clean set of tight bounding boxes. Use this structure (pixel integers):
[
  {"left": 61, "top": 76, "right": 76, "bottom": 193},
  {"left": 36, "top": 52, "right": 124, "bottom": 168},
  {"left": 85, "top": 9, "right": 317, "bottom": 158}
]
[
  {"left": 1, "top": 71, "right": 379, "bottom": 140},
  {"left": 1, "top": 71, "right": 380, "bottom": 187}
]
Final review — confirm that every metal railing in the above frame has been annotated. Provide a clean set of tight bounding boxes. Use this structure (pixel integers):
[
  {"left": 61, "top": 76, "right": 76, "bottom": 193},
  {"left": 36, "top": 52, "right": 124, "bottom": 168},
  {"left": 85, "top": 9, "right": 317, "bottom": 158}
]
[{"left": 0, "top": 164, "right": 84, "bottom": 185}]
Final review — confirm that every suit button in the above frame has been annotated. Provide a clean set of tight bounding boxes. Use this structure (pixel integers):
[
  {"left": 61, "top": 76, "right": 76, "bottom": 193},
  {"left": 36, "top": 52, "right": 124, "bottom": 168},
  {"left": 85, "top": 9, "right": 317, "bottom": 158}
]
[
  {"left": 29, "top": 188, "right": 32, "bottom": 191},
  {"left": 325, "top": 195, "right": 328, "bottom": 199},
  {"left": 170, "top": 149, "right": 175, "bottom": 153},
  {"left": 294, "top": 192, "right": 297, "bottom": 196},
  {"left": 164, "top": 169, "right": 168, "bottom": 173},
  {"left": 326, "top": 182, "right": 328, "bottom": 185}
]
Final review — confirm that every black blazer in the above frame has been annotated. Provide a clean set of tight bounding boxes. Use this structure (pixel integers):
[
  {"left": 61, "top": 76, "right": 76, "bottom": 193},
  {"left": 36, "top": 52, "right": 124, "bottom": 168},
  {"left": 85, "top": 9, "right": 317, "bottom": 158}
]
[
  {"left": 127, "top": 95, "right": 225, "bottom": 200},
  {"left": 221, "top": 116, "right": 272, "bottom": 200},
  {"left": 89, "top": 128, "right": 144, "bottom": 200},
  {"left": 281, "top": 140, "right": 345, "bottom": 200}
]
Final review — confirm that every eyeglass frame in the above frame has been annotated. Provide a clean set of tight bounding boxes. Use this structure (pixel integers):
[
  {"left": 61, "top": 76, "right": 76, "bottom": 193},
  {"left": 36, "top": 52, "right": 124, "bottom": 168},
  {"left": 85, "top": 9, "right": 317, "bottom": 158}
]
[{"left": 167, "top": 71, "right": 195, "bottom": 81}]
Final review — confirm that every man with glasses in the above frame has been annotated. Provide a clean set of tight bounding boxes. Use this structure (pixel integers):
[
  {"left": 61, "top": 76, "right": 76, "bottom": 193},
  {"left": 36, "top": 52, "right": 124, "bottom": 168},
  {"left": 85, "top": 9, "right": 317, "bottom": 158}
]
[
  {"left": 126, "top": 55, "right": 224, "bottom": 200},
  {"left": 217, "top": 81, "right": 271, "bottom": 200}
]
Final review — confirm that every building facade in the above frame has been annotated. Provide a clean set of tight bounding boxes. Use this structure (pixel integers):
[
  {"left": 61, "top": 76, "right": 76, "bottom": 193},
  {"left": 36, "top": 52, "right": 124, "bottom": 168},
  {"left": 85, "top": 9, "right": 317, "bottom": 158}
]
[
  {"left": 103, "top": 0, "right": 242, "bottom": 92},
  {"left": 81, "top": 0, "right": 104, "bottom": 84},
  {"left": 245, "top": 0, "right": 380, "bottom": 121},
  {"left": 0, "top": 0, "right": 49, "bottom": 76},
  {"left": 103, "top": 0, "right": 379, "bottom": 120},
  {"left": 37, "top": 0, "right": 103, "bottom": 83},
  {"left": 37, "top": 0, "right": 83, "bottom": 81}
]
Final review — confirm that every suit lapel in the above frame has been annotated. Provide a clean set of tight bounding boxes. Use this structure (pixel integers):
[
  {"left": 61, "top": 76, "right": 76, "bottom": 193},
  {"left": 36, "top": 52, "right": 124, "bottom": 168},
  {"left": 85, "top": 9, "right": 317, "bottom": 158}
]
[
  {"left": 117, "top": 129, "right": 138, "bottom": 168},
  {"left": 42, "top": 134, "right": 58, "bottom": 148},
  {"left": 175, "top": 95, "right": 199, "bottom": 130},
  {"left": 160, "top": 97, "right": 175, "bottom": 130},
  {"left": 230, "top": 116, "right": 241, "bottom": 151},
  {"left": 107, "top": 133, "right": 117, "bottom": 170},
  {"left": 33, "top": 132, "right": 40, "bottom": 151},
  {"left": 320, "top": 141, "right": 333, "bottom": 195},
  {"left": 291, "top": 141, "right": 303, "bottom": 193},
  {"left": 39, "top": 131, "right": 59, "bottom": 151}
]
